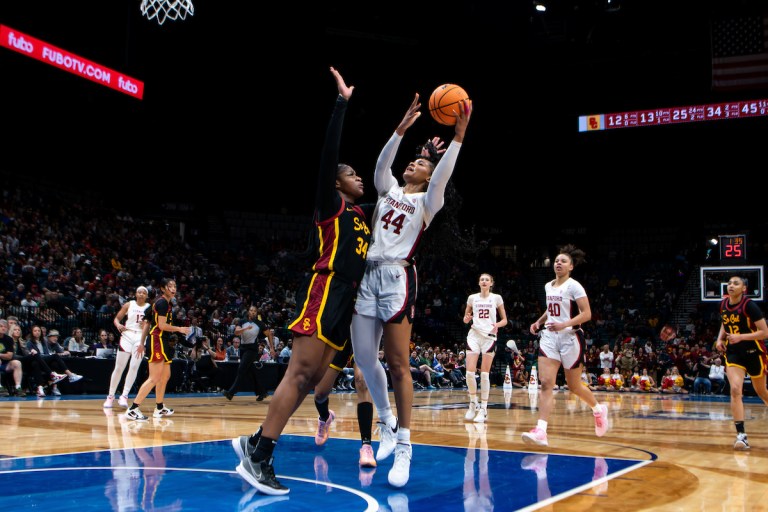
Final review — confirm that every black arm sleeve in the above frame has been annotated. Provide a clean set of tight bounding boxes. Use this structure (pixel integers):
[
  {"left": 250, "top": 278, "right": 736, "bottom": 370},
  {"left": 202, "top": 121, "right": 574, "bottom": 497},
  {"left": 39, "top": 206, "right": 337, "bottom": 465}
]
[{"left": 315, "top": 95, "right": 347, "bottom": 220}]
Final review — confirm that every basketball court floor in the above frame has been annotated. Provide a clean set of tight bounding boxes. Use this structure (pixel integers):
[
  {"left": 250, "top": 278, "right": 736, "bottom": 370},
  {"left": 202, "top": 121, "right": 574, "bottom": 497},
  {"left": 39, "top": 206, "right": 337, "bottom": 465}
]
[{"left": 1, "top": 387, "right": 765, "bottom": 511}]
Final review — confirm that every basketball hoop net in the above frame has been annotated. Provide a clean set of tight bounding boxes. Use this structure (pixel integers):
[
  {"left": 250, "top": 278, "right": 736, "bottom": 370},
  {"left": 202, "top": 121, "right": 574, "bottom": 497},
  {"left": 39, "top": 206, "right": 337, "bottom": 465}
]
[{"left": 140, "top": 0, "right": 194, "bottom": 25}]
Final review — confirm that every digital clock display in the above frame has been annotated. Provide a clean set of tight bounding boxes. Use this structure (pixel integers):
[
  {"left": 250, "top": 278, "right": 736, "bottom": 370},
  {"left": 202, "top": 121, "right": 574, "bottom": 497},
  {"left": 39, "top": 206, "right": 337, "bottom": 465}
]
[{"left": 719, "top": 234, "right": 747, "bottom": 262}]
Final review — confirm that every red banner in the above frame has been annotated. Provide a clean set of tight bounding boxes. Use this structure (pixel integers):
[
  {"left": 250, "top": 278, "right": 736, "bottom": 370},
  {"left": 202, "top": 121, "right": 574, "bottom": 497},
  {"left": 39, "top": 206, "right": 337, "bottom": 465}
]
[{"left": 0, "top": 24, "right": 143, "bottom": 100}]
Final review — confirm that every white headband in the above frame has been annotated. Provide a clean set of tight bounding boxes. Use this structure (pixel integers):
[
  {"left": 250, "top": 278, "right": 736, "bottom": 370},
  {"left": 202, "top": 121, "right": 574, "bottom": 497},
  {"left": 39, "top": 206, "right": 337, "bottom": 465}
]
[{"left": 136, "top": 286, "right": 148, "bottom": 294}]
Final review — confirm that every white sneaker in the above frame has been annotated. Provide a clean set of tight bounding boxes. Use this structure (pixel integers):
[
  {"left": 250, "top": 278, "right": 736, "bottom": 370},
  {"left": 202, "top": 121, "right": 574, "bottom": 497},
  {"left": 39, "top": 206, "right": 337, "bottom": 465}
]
[
  {"left": 473, "top": 408, "right": 488, "bottom": 423},
  {"left": 103, "top": 395, "right": 114, "bottom": 408},
  {"left": 387, "top": 493, "right": 409, "bottom": 512},
  {"left": 152, "top": 417, "right": 173, "bottom": 431},
  {"left": 118, "top": 395, "right": 129, "bottom": 408},
  {"left": 388, "top": 443, "right": 412, "bottom": 488},
  {"left": 464, "top": 402, "right": 479, "bottom": 421},
  {"left": 52, "top": 386, "right": 61, "bottom": 397},
  {"left": 68, "top": 373, "right": 83, "bottom": 383},
  {"left": 376, "top": 421, "right": 398, "bottom": 461},
  {"left": 238, "top": 488, "right": 289, "bottom": 512},
  {"left": 36, "top": 386, "right": 46, "bottom": 398},
  {"left": 153, "top": 406, "right": 174, "bottom": 418},
  {"left": 734, "top": 432, "right": 750, "bottom": 450},
  {"left": 125, "top": 408, "right": 149, "bottom": 421}
]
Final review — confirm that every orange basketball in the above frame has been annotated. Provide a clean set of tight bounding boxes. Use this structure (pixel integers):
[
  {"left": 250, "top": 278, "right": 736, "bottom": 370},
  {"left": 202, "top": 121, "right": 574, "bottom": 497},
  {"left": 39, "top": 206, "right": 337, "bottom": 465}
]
[{"left": 428, "top": 84, "right": 469, "bottom": 126}]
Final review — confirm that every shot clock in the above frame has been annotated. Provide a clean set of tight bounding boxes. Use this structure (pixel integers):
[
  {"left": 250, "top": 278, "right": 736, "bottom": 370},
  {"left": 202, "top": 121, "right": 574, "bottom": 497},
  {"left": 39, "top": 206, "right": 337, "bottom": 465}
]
[{"left": 719, "top": 234, "right": 746, "bottom": 262}]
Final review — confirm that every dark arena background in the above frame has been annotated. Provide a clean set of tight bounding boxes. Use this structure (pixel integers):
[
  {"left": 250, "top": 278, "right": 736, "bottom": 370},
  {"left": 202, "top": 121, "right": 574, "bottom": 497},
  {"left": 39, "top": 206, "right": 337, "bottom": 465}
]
[{"left": 1, "top": 1, "right": 768, "bottom": 511}]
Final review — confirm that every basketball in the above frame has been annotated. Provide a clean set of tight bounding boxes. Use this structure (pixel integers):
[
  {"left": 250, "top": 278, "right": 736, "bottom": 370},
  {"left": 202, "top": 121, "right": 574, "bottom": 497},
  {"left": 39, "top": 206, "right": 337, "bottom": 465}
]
[{"left": 428, "top": 84, "right": 469, "bottom": 126}]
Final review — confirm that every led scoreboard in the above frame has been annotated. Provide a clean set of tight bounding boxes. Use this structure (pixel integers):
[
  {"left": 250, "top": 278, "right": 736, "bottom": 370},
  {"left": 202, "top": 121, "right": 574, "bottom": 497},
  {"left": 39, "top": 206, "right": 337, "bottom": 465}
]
[
  {"left": 579, "top": 99, "right": 768, "bottom": 132},
  {"left": 700, "top": 233, "right": 762, "bottom": 302},
  {"left": 719, "top": 234, "right": 746, "bottom": 262}
]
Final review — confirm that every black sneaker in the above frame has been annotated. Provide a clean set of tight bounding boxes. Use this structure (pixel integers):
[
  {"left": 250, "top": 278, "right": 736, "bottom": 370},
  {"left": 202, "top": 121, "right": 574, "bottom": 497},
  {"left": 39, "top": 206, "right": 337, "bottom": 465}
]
[
  {"left": 256, "top": 394, "right": 267, "bottom": 401},
  {"left": 223, "top": 390, "right": 234, "bottom": 401},
  {"left": 232, "top": 435, "right": 257, "bottom": 461},
  {"left": 236, "top": 456, "right": 289, "bottom": 495}
]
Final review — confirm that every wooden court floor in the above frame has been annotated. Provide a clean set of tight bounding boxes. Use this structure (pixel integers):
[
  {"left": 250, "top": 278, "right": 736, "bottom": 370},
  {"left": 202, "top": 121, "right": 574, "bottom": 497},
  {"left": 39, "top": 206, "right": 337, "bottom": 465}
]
[{"left": 2, "top": 386, "right": 767, "bottom": 511}]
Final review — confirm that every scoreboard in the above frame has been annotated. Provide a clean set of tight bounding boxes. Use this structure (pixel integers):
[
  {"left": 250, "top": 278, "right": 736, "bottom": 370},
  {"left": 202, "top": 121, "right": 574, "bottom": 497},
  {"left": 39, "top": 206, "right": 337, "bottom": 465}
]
[
  {"left": 579, "top": 99, "right": 768, "bottom": 132},
  {"left": 719, "top": 234, "right": 746, "bottom": 263}
]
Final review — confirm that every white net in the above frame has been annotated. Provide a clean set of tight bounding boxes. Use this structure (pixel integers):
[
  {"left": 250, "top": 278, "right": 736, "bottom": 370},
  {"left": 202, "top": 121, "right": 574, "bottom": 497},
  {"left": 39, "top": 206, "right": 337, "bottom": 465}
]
[{"left": 140, "top": 0, "right": 194, "bottom": 25}]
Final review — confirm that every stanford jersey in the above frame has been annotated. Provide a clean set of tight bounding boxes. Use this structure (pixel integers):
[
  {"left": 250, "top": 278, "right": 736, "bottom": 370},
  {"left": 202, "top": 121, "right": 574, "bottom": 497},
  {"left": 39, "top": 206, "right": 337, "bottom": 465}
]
[
  {"left": 367, "top": 133, "right": 462, "bottom": 263},
  {"left": 467, "top": 292, "right": 504, "bottom": 335},
  {"left": 125, "top": 300, "right": 149, "bottom": 333},
  {"left": 544, "top": 278, "right": 587, "bottom": 331}
]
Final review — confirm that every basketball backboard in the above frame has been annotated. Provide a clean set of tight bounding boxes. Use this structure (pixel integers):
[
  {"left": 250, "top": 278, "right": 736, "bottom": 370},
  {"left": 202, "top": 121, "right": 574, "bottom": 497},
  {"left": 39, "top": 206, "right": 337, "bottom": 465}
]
[{"left": 700, "top": 266, "right": 764, "bottom": 302}]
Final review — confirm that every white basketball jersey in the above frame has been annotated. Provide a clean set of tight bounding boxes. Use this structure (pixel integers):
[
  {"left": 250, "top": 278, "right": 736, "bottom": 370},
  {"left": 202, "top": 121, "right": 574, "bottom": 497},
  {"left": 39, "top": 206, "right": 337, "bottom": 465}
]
[
  {"left": 125, "top": 300, "right": 149, "bottom": 332},
  {"left": 544, "top": 277, "right": 587, "bottom": 330},
  {"left": 367, "top": 185, "right": 433, "bottom": 263},
  {"left": 467, "top": 292, "right": 504, "bottom": 334}
]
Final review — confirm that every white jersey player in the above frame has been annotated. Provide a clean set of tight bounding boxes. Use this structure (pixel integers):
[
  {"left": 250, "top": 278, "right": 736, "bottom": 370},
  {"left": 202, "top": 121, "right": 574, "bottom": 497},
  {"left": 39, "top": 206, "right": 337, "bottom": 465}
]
[
  {"left": 462, "top": 273, "right": 507, "bottom": 423},
  {"left": 543, "top": 277, "right": 586, "bottom": 332},
  {"left": 104, "top": 286, "right": 150, "bottom": 409},
  {"left": 521, "top": 245, "right": 609, "bottom": 448},
  {"left": 350, "top": 93, "right": 472, "bottom": 489}
]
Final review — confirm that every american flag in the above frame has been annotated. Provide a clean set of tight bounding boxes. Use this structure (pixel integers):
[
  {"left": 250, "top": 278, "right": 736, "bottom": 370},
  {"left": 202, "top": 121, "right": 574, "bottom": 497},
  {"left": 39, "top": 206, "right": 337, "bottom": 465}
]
[{"left": 711, "top": 15, "right": 768, "bottom": 92}]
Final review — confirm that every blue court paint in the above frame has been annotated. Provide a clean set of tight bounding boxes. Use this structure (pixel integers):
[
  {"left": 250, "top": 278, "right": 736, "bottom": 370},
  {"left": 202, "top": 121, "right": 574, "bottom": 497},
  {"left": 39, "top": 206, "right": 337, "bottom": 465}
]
[{"left": 0, "top": 433, "right": 645, "bottom": 511}]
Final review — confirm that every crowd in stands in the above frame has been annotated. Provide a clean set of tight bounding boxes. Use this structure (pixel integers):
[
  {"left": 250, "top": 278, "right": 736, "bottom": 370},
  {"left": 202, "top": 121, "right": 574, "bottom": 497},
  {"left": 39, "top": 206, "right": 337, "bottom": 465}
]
[{"left": 1, "top": 184, "right": 763, "bottom": 396}]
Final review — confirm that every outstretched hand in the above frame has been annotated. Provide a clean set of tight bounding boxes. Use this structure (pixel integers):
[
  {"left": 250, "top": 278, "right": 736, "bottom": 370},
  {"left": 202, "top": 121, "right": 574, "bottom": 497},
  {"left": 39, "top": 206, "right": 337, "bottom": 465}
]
[
  {"left": 330, "top": 66, "right": 354, "bottom": 100},
  {"left": 395, "top": 93, "right": 421, "bottom": 136},
  {"left": 452, "top": 99, "right": 472, "bottom": 142},
  {"left": 420, "top": 137, "right": 446, "bottom": 158}
]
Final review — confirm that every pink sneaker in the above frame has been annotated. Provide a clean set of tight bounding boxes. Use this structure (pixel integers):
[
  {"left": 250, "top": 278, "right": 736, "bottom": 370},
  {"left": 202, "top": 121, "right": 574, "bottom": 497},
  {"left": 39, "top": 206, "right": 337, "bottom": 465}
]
[
  {"left": 521, "top": 453, "right": 549, "bottom": 474},
  {"left": 359, "top": 443, "right": 377, "bottom": 468},
  {"left": 593, "top": 457, "right": 608, "bottom": 479},
  {"left": 594, "top": 404, "right": 609, "bottom": 437},
  {"left": 314, "top": 455, "right": 331, "bottom": 493},
  {"left": 359, "top": 466, "right": 376, "bottom": 487},
  {"left": 50, "top": 372, "right": 67, "bottom": 384},
  {"left": 315, "top": 410, "right": 335, "bottom": 446},
  {"left": 592, "top": 456, "right": 609, "bottom": 494},
  {"left": 521, "top": 427, "right": 548, "bottom": 446},
  {"left": 103, "top": 395, "right": 114, "bottom": 408}
]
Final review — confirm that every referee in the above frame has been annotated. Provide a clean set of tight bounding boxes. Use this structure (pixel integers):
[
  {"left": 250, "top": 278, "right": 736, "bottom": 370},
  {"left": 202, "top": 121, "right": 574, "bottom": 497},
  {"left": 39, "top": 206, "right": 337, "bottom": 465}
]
[{"left": 223, "top": 305, "right": 275, "bottom": 401}]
